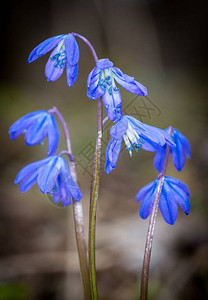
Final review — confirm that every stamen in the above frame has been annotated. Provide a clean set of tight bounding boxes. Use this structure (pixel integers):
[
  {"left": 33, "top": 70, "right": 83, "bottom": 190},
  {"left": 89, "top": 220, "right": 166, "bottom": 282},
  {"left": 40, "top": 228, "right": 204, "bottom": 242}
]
[
  {"left": 51, "top": 50, "right": 67, "bottom": 68},
  {"left": 123, "top": 123, "right": 146, "bottom": 155},
  {"left": 123, "top": 134, "right": 132, "bottom": 156},
  {"left": 108, "top": 87, "right": 113, "bottom": 95},
  {"left": 113, "top": 87, "right": 119, "bottom": 92},
  {"left": 52, "top": 186, "right": 58, "bottom": 192}
]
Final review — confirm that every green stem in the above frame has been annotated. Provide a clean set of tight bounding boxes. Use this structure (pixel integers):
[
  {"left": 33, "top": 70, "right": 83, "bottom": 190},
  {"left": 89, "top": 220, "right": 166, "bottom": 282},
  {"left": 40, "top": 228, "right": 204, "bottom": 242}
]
[
  {"left": 73, "top": 32, "right": 102, "bottom": 299},
  {"left": 89, "top": 97, "right": 103, "bottom": 299}
]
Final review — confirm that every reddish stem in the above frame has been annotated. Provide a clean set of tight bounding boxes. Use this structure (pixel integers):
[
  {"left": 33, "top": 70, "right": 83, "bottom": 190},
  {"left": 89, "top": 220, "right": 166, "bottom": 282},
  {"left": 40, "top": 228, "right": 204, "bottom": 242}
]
[{"left": 140, "top": 126, "right": 173, "bottom": 300}]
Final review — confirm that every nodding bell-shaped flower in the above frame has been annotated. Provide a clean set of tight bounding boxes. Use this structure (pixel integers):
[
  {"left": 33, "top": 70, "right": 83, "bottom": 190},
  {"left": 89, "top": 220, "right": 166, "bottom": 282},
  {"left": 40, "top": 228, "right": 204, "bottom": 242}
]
[
  {"left": 136, "top": 176, "right": 191, "bottom": 225},
  {"left": 14, "top": 155, "right": 82, "bottom": 206},
  {"left": 28, "top": 34, "right": 79, "bottom": 86},
  {"left": 105, "top": 115, "right": 175, "bottom": 174},
  {"left": 87, "top": 58, "right": 148, "bottom": 122},
  {"left": 9, "top": 110, "right": 60, "bottom": 156},
  {"left": 154, "top": 128, "right": 191, "bottom": 172}
]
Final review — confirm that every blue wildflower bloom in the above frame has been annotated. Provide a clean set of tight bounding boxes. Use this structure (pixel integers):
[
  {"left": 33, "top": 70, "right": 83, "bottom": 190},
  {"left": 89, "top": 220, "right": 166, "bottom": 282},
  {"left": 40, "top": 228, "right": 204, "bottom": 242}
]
[
  {"left": 87, "top": 58, "right": 148, "bottom": 122},
  {"left": 14, "top": 155, "right": 82, "bottom": 206},
  {"left": 154, "top": 128, "right": 191, "bottom": 172},
  {"left": 105, "top": 116, "right": 175, "bottom": 174},
  {"left": 136, "top": 176, "right": 191, "bottom": 225},
  {"left": 9, "top": 110, "right": 60, "bottom": 156},
  {"left": 28, "top": 34, "right": 79, "bottom": 86}
]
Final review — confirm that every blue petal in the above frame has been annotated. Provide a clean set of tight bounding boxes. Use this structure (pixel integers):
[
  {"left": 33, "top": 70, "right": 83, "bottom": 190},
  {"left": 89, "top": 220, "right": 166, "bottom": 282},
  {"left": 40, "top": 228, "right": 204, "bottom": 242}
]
[
  {"left": 175, "top": 129, "right": 191, "bottom": 159},
  {"left": 66, "top": 63, "right": 78, "bottom": 87},
  {"left": 25, "top": 114, "right": 47, "bottom": 146},
  {"left": 45, "top": 45, "right": 65, "bottom": 82},
  {"left": 47, "top": 114, "right": 60, "bottom": 156},
  {"left": 127, "top": 116, "right": 166, "bottom": 146},
  {"left": 96, "top": 59, "right": 113, "bottom": 70},
  {"left": 140, "top": 139, "right": 159, "bottom": 152},
  {"left": 112, "top": 67, "right": 148, "bottom": 96},
  {"left": 102, "top": 90, "right": 122, "bottom": 122},
  {"left": 87, "top": 66, "right": 106, "bottom": 99},
  {"left": 136, "top": 180, "right": 155, "bottom": 203},
  {"left": 144, "top": 124, "right": 175, "bottom": 147},
  {"left": 28, "top": 35, "right": 67, "bottom": 63},
  {"left": 161, "top": 129, "right": 176, "bottom": 147},
  {"left": 105, "top": 137, "right": 122, "bottom": 174},
  {"left": 165, "top": 176, "right": 190, "bottom": 197},
  {"left": 61, "top": 183, "right": 72, "bottom": 206},
  {"left": 139, "top": 183, "right": 157, "bottom": 219},
  {"left": 65, "top": 34, "right": 79, "bottom": 65},
  {"left": 171, "top": 134, "right": 185, "bottom": 171},
  {"left": 9, "top": 111, "right": 46, "bottom": 140},
  {"left": 60, "top": 158, "right": 82, "bottom": 201},
  {"left": 159, "top": 181, "right": 178, "bottom": 225},
  {"left": 51, "top": 176, "right": 62, "bottom": 204},
  {"left": 154, "top": 146, "right": 167, "bottom": 173},
  {"left": 51, "top": 190, "right": 62, "bottom": 204},
  {"left": 37, "top": 156, "right": 59, "bottom": 193},
  {"left": 87, "top": 67, "right": 100, "bottom": 88},
  {"left": 52, "top": 175, "right": 72, "bottom": 206},
  {"left": 110, "top": 117, "right": 128, "bottom": 139},
  {"left": 19, "top": 171, "right": 38, "bottom": 193},
  {"left": 166, "top": 181, "right": 190, "bottom": 215},
  {"left": 14, "top": 157, "right": 51, "bottom": 185},
  {"left": 87, "top": 72, "right": 106, "bottom": 100}
]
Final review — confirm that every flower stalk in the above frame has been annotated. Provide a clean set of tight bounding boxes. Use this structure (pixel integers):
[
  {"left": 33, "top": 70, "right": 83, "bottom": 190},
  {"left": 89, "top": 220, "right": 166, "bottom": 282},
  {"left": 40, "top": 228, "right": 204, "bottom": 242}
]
[
  {"left": 88, "top": 97, "right": 102, "bottom": 299},
  {"left": 140, "top": 126, "right": 173, "bottom": 300},
  {"left": 49, "top": 106, "right": 91, "bottom": 300},
  {"left": 73, "top": 33, "right": 102, "bottom": 300}
]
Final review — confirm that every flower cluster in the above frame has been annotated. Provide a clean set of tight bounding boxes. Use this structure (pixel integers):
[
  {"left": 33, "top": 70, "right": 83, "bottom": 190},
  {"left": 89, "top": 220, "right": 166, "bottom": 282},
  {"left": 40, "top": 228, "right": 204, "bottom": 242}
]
[
  {"left": 9, "top": 109, "right": 82, "bottom": 207},
  {"left": 11, "top": 32, "right": 191, "bottom": 226},
  {"left": 27, "top": 32, "right": 176, "bottom": 177},
  {"left": 86, "top": 59, "right": 177, "bottom": 175},
  {"left": 136, "top": 127, "right": 191, "bottom": 225}
]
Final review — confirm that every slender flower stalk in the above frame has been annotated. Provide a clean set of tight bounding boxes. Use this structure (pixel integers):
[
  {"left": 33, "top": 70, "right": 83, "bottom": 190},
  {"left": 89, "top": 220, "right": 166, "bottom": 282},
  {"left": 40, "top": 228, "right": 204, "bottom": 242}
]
[
  {"left": 72, "top": 33, "right": 98, "bottom": 62},
  {"left": 140, "top": 126, "right": 173, "bottom": 300},
  {"left": 88, "top": 97, "right": 102, "bottom": 300},
  {"left": 73, "top": 32, "right": 101, "bottom": 299},
  {"left": 49, "top": 106, "right": 91, "bottom": 300}
]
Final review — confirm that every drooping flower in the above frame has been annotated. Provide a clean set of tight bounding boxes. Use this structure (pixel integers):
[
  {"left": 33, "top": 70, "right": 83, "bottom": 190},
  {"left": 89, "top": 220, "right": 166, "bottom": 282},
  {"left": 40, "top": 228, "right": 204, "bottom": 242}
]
[
  {"left": 14, "top": 155, "right": 82, "bottom": 206},
  {"left": 136, "top": 176, "right": 191, "bottom": 225},
  {"left": 9, "top": 110, "right": 60, "bottom": 156},
  {"left": 154, "top": 128, "right": 191, "bottom": 172},
  {"left": 105, "top": 115, "right": 175, "bottom": 174},
  {"left": 87, "top": 58, "right": 148, "bottom": 122},
  {"left": 28, "top": 34, "right": 79, "bottom": 86}
]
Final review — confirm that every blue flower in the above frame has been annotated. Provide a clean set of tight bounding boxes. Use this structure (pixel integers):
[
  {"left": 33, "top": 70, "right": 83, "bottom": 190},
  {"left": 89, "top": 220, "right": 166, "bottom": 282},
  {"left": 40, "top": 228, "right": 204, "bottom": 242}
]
[
  {"left": 105, "top": 116, "right": 175, "bottom": 174},
  {"left": 9, "top": 110, "right": 60, "bottom": 156},
  {"left": 136, "top": 176, "right": 190, "bottom": 225},
  {"left": 28, "top": 34, "right": 79, "bottom": 86},
  {"left": 154, "top": 128, "right": 191, "bottom": 172},
  {"left": 87, "top": 58, "right": 148, "bottom": 122},
  {"left": 14, "top": 155, "right": 82, "bottom": 206}
]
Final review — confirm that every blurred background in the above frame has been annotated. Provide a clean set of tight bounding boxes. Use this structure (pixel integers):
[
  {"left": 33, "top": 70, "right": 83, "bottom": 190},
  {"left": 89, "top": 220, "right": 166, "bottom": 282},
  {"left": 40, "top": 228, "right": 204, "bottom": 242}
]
[{"left": 0, "top": 0, "right": 208, "bottom": 299}]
